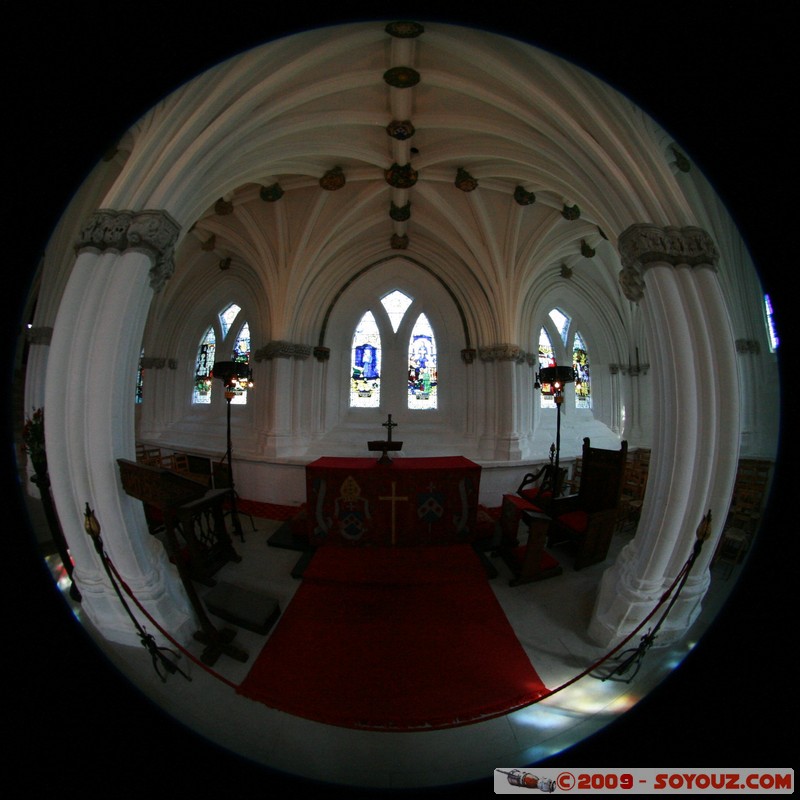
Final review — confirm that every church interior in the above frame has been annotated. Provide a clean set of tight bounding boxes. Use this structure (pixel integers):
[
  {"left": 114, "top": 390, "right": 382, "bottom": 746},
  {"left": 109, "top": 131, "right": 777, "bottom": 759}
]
[{"left": 8, "top": 7, "right": 792, "bottom": 796}]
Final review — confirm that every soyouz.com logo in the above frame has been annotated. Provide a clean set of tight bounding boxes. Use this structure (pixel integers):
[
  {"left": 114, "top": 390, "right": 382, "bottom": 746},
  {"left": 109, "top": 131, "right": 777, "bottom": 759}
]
[{"left": 494, "top": 768, "right": 794, "bottom": 793}]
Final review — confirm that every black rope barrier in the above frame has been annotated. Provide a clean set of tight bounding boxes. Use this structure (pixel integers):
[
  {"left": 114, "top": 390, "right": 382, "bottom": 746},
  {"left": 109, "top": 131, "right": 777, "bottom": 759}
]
[
  {"left": 74, "top": 503, "right": 713, "bottom": 714},
  {"left": 540, "top": 509, "right": 713, "bottom": 699},
  {"left": 82, "top": 503, "right": 239, "bottom": 688}
]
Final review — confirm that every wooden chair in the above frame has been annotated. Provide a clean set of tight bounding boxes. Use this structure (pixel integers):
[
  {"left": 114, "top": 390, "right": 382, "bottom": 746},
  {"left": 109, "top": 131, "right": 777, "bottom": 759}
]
[
  {"left": 548, "top": 437, "right": 628, "bottom": 569},
  {"left": 561, "top": 455, "right": 583, "bottom": 496},
  {"left": 497, "top": 494, "right": 562, "bottom": 585},
  {"left": 516, "top": 462, "right": 567, "bottom": 512},
  {"left": 728, "top": 458, "right": 771, "bottom": 533},
  {"left": 713, "top": 457, "right": 772, "bottom": 571},
  {"left": 136, "top": 444, "right": 162, "bottom": 465}
]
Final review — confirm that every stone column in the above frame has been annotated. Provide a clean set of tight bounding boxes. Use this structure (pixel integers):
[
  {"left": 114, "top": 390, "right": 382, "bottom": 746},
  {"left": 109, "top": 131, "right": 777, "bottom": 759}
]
[
  {"left": 135, "top": 355, "right": 176, "bottom": 441},
  {"left": 478, "top": 344, "right": 529, "bottom": 460},
  {"left": 254, "top": 340, "right": 313, "bottom": 457},
  {"left": 590, "top": 224, "right": 739, "bottom": 646},
  {"left": 44, "top": 209, "right": 195, "bottom": 647}
]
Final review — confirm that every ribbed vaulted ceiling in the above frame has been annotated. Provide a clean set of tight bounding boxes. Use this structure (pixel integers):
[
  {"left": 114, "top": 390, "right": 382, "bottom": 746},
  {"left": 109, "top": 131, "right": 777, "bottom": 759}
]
[{"left": 116, "top": 20, "right": 693, "bottom": 345}]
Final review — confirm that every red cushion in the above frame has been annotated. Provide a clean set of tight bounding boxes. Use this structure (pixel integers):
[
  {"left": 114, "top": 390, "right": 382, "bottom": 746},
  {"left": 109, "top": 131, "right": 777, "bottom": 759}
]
[
  {"left": 557, "top": 510, "right": 589, "bottom": 533},
  {"left": 519, "top": 487, "right": 552, "bottom": 504}
]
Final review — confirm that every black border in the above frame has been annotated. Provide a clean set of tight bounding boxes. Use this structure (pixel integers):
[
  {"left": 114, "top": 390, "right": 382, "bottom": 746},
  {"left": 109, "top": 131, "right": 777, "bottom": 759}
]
[{"left": 7, "top": 5, "right": 794, "bottom": 797}]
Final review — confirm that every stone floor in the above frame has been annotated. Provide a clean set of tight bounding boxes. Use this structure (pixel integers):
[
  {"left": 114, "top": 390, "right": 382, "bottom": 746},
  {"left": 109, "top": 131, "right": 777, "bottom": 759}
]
[{"left": 15, "top": 490, "right": 792, "bottom": 796}]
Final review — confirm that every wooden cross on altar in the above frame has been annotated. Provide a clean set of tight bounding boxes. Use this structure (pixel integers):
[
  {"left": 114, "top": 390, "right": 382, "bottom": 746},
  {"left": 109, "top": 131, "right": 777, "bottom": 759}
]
[{"left": 367, "top": 413, "right": 403, "bottom": 464}]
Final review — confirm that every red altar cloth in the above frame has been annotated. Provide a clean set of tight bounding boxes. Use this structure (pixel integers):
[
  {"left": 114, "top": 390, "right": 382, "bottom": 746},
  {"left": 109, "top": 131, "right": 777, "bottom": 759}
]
[{"left": 305, "top": 456, "right": 481, "bottom": 546}]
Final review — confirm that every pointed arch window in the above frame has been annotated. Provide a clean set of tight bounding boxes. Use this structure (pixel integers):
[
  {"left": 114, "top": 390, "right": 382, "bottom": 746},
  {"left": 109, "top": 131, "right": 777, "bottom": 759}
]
[
  {"left": 193, "top": 327, "right": 216, "bottom": 404},
  {"left": 408, "top": 313, "right": 437, "bottom": 409},
  {"left": 220, "top": 303, "right": 241, "bottom": 337},
  {"left": 381, "top": 290, "right": 413, "bottom": 333},
  {"left": 192, "top": 303, "right": 251, "bottom": 405},
  {"left": 764, "top": 294, "right": 779, "bottom": 352},
  {"left": 350, "top": 311, "right": 381, "bottom": 407},
  {"left": 549, "top": 308, "right": 570, "bottom": 345},
  {"left": 348, "top": 291, "right": 441, "bottom": 411},
  {"left": 538, "top": 328, "right": 556, "bottom": 409},
  {"left": 573, "top": 331, "right": 591, "bottom": 409},
  {"left": 229, "top": 321, "right": 251, "bottom": 406}
]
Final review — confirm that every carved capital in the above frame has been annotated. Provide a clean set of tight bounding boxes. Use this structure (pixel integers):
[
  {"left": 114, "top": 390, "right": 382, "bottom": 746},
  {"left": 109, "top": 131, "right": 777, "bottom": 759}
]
[
  {"left": 139, "top": 356, "right": 166, "bottom": 369},
  {"left": 617, "top": 223, "right": 719, "bottom": 302},
  {"left": 255, "top": 340, "right": 312, "bottom": 360},
  {"left": 478, "top": 343, "right": 528, "bottom": 363},
  {"left": 76, "top": 209, "right": 181, "bottom": 293},
  {"left": 735, "top": 338, "right": 761, "bottom": 355},
  {"left": 621, "top": 362, "right": 650, "bottom": 377},
  {"left": 140, "top": 356, "right": 177, "bottom": 369},
  {"left": 313, "top": 346, "right": 331, "bottom": 362}
]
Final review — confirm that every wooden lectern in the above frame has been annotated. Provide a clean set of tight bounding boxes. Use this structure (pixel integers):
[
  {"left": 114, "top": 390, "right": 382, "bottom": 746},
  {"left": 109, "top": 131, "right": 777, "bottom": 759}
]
[{"left": 368, "top": 413, "right": 403, "bottom": 464}]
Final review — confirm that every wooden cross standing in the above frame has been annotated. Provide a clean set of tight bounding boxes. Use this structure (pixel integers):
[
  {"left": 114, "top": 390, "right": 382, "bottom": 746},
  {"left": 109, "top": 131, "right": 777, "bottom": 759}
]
[{"left": 367, "top": 413, "right": 403, "bottom": 464}]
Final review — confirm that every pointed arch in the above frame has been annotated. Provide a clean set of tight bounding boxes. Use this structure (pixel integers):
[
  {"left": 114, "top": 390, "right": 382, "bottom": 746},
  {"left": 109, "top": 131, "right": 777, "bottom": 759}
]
[
  {"left": 573, "top": 330, "right": 591, "bottom": 409},
  {"left": 350, "top": 310, "right": 381, "bottom": 408},
  {"left": 538, "top": 327, "right": 556, "bottom": 409},
  {"left": 229, "top": 319, "right": 252, "bottom": 406},
  {"left": 407, "top": 313, "right": 438, "bottom": 410},
  {"left": 192, "top": 302, "right": 252, "bottom": 405},
  {"left": 193, "top": 326, "right": 216, "bottom": 404}
]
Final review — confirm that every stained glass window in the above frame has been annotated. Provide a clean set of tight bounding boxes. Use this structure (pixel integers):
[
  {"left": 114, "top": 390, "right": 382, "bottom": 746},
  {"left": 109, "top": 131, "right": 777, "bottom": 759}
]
[
  {"left": 193, "top": 327, "right": 216, "bottom": 404},
  {"left": 549, "top": 308, "right": 570, "bottom": 344},
  {"left": 220, "top": 304, "right": 241, "bottom": 337},
  {"left": 229, "top": 321, "right": 251, "bottom": 406},
  {"left": 407, "top": 314, "right": 437, "bottom": 410},
  {"left": 135, "top": 348, "right": 144, "bottom": 404},
  {"left": 573, "top": 331, "right": 591, "bottom": 409},
  {"left": 764, "top": 294, "right": 779, "bottom": 352},
  {"left": 192, "top": 304, "right": 250, "bottom": 405},
  {"left": 350, "top": 311, "right": 381, "bottom": 407},
  {"left": 538, "top": 328, "right": 556, "bottom": 408}
]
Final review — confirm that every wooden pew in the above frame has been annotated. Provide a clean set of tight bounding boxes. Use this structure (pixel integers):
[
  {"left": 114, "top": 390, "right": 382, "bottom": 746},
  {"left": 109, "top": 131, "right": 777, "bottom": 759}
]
[{"left": 117, "top": 458, "right": 240, "bottom": 586}]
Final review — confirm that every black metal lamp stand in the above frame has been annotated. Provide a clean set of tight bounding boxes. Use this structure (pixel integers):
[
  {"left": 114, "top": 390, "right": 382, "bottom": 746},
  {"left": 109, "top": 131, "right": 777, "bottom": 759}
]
[
  {"left": 211, "top": 361, "right": 253, "bottom": 542},
  {"left": 535, "top": 365, "right": 575, "bottom": 497}
]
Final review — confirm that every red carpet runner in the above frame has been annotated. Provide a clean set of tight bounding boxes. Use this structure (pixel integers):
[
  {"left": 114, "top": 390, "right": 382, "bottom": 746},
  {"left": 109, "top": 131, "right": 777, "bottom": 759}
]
[{"left": 236, "top": 544, "right": 550, "bottom": 730}]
